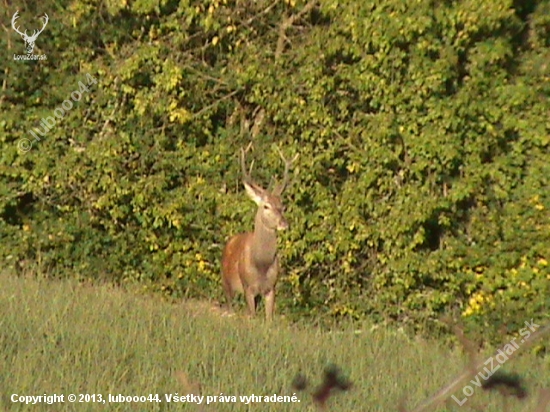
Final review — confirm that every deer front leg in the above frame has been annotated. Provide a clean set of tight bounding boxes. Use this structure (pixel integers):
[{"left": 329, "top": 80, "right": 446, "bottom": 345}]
[
  {"left": 263, "top": 258, "right": 279, "bottom": 322},
  {"left": 244, "top": 287, "right": 256, "bottom": 317},
  {"left": 264, "top": 289, "right": 275, "bottom": 322}
]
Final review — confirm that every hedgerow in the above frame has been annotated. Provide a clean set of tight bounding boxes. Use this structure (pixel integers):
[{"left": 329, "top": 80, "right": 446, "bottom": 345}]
[{"left": 1, "top": 0, "right": 548, "bottom": 342}]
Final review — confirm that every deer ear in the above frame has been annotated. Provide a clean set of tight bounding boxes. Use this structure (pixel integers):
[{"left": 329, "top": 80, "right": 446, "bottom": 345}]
[{"left": 244, "top": 181, "right": 266, "bottom": 205}]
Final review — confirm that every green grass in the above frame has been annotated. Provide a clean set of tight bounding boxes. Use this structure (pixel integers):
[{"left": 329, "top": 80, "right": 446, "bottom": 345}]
[{"left": 0, "top": 271, "right": 548, "bottom": 411}]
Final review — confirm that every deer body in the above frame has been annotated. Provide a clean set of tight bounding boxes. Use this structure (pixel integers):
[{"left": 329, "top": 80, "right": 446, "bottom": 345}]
[{"left": 221, "top": 145, "right": 297, "bottom": 321}]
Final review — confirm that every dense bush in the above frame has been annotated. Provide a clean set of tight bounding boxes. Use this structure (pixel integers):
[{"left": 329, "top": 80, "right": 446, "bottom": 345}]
[{"left": 1, "top": 0, "right": 548, "bottom": 342}]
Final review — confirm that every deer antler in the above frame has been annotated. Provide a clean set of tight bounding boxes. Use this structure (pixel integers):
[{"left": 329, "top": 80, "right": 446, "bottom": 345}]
[
  {"left": 11, "top": 11, "right": 48, "bottom": 40},
  {"left": 33, "top": 13, "right": 49, "bottom": 38},
  {"left": 240, "top": 142, "right": 255, "bottom": 185},
  {"left": 11, "top": 11, "right": 26, "bottom": 38},
  {"left": 273, "top": 145, "right": 299, "bottom": 196}
]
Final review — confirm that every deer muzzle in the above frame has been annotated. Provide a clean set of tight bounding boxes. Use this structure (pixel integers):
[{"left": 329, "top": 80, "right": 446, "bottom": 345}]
[{"left": 277, "top": 218, "right": 289, "bottom": 231}]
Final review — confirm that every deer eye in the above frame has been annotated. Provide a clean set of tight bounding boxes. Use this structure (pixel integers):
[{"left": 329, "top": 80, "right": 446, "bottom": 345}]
[{"left": 263, "top": 204, "right": 270, "bottom": 209}]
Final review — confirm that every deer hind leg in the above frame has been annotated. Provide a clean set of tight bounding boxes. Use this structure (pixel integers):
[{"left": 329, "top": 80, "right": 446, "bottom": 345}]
[{"left": 222, "top": 278, "right": 235, "bottom": 312}]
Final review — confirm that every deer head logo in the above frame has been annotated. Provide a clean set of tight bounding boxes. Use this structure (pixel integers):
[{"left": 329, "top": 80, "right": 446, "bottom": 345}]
[{"left": 12, "top": 11, "right": 49, "bottom": 55}]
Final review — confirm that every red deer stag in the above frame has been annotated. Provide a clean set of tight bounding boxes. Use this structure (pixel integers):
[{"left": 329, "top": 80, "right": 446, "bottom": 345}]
[{"left": 221, "top": 144, "right": 298, "bottom": 321}]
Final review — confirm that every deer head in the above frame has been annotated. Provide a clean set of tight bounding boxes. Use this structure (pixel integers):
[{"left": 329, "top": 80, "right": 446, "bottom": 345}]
[
  {"left": 240, "top": 143, "right": 299, "bottom": 232},
  {"left": 12, "top": 11, "right": 49, "bottom": 54}
]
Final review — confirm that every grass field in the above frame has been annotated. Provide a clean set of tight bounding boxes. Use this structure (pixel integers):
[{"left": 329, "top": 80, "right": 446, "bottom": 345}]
[{"left": 1, "top": 271, "right": 548, "bottom": 411}]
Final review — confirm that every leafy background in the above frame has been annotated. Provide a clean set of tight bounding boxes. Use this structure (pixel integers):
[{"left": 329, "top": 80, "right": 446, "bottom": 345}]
[{"left": 1, "top": 0, "right": 549, "bottom": 343}]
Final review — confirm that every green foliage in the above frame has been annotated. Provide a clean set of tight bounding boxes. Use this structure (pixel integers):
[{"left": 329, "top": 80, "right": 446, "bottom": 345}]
[{"left": 1, "top": 0, "right": 549, "bottom": 341}]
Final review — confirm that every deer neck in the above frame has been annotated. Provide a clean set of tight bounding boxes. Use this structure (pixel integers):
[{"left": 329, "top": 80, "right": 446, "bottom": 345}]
[{"left": 250, "top": 209, "right": 278, "bottom": 267}]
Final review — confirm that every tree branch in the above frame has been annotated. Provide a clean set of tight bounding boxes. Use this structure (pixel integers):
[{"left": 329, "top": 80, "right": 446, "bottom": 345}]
[{"left": 275, "top": 0, "right": 317, "bottom": 62}]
